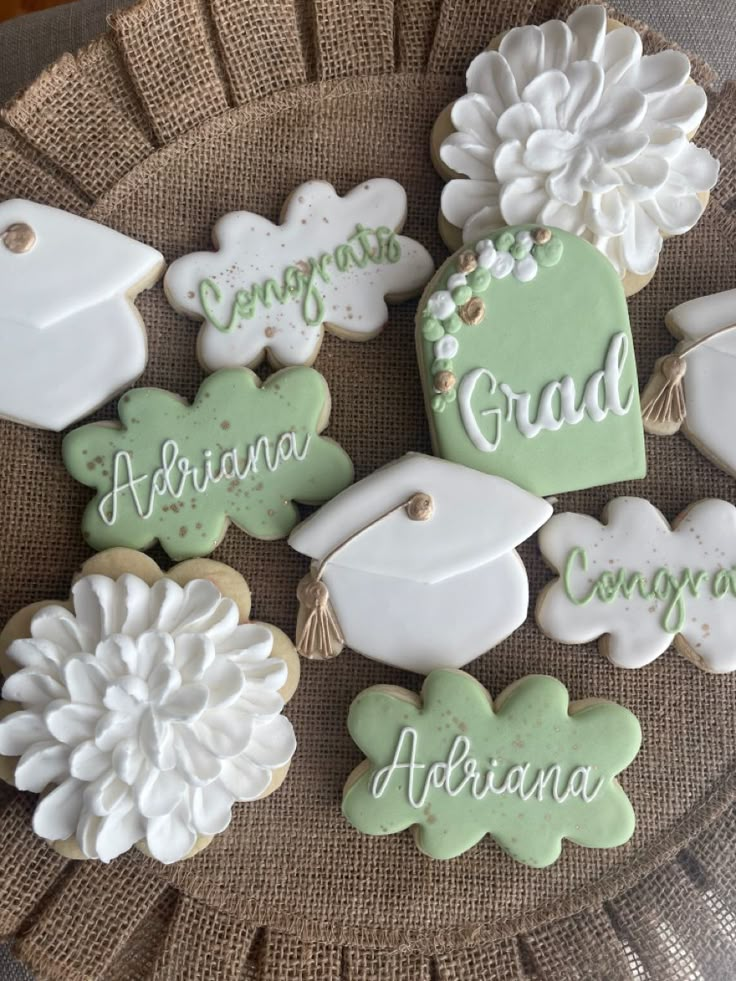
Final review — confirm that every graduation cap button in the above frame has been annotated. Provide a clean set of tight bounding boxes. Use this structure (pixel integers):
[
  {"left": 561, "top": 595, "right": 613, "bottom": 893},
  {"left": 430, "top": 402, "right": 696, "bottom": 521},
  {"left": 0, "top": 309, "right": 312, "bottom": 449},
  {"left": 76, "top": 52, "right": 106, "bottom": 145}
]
[{"left": 2, "top": 222, "right": 36, "bottom": 254}]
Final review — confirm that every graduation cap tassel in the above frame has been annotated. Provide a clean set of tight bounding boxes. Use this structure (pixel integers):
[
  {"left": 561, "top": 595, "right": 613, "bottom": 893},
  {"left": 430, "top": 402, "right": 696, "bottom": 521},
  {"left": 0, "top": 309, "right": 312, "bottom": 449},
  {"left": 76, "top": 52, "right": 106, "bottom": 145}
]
[
  {"left": 295, "top": 491, "right": 435, "bottom": 660},
  {"left": 641, "top": 322, "right": 736, "bottom": 436},
  {"left": 641, "top": 354, "right": 688, "bottom": 434}
]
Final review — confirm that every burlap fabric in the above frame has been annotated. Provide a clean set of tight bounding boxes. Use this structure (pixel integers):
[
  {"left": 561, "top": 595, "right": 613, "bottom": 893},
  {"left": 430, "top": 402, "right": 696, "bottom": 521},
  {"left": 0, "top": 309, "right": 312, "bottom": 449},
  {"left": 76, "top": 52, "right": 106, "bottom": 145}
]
[{"left": 1, "top": 0, "right": 736, "bottom": 977}]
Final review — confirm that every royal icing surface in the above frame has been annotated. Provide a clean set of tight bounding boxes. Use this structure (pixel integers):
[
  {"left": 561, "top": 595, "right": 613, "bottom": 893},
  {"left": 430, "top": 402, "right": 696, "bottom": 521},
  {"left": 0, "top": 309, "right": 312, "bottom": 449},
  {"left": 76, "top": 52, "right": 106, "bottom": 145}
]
[
  {"left": 437, "top": 4, "right": 719, "bottom": 277},
  {"left": 417, "top": 226, "right": 646, "bottom": 496},
  {"left": 164, "top": 179, "right": 434, "bottom": 370},
  {"left": 537, "top": 497, "right": 736, "bottom": 672},
  {"left": 342, "top": 670, "right": 640, "bottom": 865},
  {"left": 641, "top": 289, "right": 736, "bottom": 476},
  {"left": 288, "top": 453, "right": 551, "bottom": 673},
  {"left": 62, "top": 367, "right": 354, "bottom": 560},
  {"left": 0, "top": 199, "right": 164, "bottom": 431},
  {"left": 0, "top": 574, "right": 296, "bottom": 864}
]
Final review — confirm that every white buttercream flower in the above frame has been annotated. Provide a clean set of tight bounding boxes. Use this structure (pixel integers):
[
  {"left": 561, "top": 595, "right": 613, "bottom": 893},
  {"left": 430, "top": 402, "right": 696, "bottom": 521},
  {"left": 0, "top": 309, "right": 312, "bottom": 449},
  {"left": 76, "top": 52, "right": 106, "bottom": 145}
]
[
  {"left": 439, "top": 4, "right": 719, "bottom": 277},
  {"left": 0, "top": 574, "right": 295, "bottom": 864}
]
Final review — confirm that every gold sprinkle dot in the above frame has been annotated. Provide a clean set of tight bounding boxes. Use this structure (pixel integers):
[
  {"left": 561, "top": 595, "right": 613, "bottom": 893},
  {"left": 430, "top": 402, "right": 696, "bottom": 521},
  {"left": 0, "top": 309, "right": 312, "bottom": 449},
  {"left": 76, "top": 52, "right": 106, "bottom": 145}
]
[
  {"left": 459, "top": 297, "right": 485, "bottom": 325},
  {"left": 433, "top": 369, "right": 456, "bottom": 393},
  {"left": 533, "top": 226, "right": 552, "bottom": 245},
  {"left": 407, "top": 492, "right": 434, "bottom": 521},
  {"left": 2, "top": 222, "right": 36, "bottom": 254}
]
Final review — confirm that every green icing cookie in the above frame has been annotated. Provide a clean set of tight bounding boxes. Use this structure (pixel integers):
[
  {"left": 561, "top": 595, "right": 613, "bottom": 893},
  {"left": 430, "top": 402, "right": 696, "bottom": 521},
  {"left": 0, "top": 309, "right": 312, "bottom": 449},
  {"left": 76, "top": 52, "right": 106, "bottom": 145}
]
[
  {"left": 416, "top": 225, "right": 647, "bottom": 497},
  {"left": 63, "top": 366, "right": 354, "bottom": 560},
  {"left": 342, "top": 670, "right": 641, "bottom": 866}
]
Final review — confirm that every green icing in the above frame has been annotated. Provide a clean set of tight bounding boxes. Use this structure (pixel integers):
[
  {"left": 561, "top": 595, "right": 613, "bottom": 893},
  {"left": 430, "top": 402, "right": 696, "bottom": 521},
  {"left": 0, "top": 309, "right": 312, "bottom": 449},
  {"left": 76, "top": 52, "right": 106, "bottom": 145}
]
[
  {"left": 199, "top": 224, "right": 401, "bottom": 331},
  {"left": 342, "top": 670, "right": 641, "bottom": 866},
  {"left": 417, "top": 225, "right": 647, "bottom": 497},
  {"left": 563, "top": 545, "right": 722, "bottom": 634},
  {"left": 62, "top": 367, "right": 354, "bottom": 561}
]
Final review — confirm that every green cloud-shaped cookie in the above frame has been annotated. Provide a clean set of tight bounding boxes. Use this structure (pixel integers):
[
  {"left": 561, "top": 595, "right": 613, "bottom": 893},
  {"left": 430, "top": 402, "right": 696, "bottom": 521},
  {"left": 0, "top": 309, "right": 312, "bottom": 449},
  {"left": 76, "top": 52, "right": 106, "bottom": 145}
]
[
  {"left": 63, "top": 366, "right": 353, "bottom": 560},
  {"left": 342, "top": 670, "right": 641, "bottom": 866}
]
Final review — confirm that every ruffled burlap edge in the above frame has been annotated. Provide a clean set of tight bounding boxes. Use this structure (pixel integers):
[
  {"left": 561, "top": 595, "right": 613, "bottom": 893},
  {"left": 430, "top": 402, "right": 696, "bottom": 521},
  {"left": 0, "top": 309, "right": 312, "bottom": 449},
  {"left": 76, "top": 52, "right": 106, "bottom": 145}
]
[{"left": 2, "top": 0, "right": 736, "bottom": 977}]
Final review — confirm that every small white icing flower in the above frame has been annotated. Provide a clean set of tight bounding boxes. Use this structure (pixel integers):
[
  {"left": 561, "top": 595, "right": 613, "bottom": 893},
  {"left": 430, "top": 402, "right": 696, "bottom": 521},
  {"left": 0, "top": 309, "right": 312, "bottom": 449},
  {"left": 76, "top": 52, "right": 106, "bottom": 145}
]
[
  {"left": 0, "top": 574, "right": 295, "bottom": 864},
  {"left": 440, "top": 4, "right": 719, "bottom": 277}
]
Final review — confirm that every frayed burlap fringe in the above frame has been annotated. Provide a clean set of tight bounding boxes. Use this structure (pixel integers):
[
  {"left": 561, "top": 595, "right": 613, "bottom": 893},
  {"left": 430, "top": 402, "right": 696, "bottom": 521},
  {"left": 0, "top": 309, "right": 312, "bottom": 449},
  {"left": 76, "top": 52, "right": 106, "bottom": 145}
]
[{"left": 2, "top": 0, "right": 736, "bottom": 978}]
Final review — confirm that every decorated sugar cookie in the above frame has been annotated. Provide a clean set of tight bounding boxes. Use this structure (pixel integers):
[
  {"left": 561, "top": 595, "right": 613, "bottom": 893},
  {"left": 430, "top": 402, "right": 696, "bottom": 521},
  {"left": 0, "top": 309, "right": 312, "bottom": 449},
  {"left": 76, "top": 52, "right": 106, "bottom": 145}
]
[
  {"left": 416, "top": 226, "right": 646, "bottom": 497},
  {"left": 164, "top": 179, "right": 434, "bottom": 370},
  {"left": 430, "top": 4, "right": 719, "bottom": 296},
  {"left": 0, "top": 199, "right": 164, "bottom": 431},
  {"left": 62, "top": 367, "right": 353, "bottom": 560},
  {"left": 288, "top": 454, "right": 551, "bottom": 673},
  {"left": 537, "top": 497, "right": 736, "bottom": 672},
  {"left": 641, "top": 288, "right": 736, "bottom": 477},
  {"left": 0, "top": 549, "right": 299, "bottom": 864},
  {"left": 342, "top": 670, "right": 641, "bottom": 865}
]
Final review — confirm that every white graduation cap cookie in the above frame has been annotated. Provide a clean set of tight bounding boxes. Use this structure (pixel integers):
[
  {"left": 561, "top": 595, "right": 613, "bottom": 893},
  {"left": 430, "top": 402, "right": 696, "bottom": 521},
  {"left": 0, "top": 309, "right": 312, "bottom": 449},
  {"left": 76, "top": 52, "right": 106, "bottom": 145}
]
[
  {"left": 288, "top": 453, "right": 552, "bottom": 674},
  {"left": 0, "top": 199, "right": 164, "bottom": 431},
  {"left": 642, "top": 288, "right": 736, "bottom": 478}
]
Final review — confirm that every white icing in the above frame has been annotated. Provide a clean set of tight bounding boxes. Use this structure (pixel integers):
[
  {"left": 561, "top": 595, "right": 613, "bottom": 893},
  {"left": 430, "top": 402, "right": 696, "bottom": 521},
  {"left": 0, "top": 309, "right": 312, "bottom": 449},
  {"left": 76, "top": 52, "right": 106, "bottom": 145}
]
[
  {"left": 0, "top": 199, "right": 163, "bottom": 431},
  {"left": 98, "top": 433, "right": 311, "bottom": 527},
  {"left": 288, "top": 453, "right": 552, "bottom": 673},
  {"left": 439, "top": 4, "right": 719, "bottom": 276},
  {"left": 371, "top": 727, "right": 604, "bottom": 807},
  {"left": 665, "top": 290, "right": 736, "bottom": 475},
  {"left": 537, "top": 497, "right": 736, "bottom": 672},
  {"left": 434, "top": 334, "right": 459, "bottom": 360},
  {"left": 164, "top": 179, "right": 434, "bottom": 370},
  {"left": 0, "top": 574, "right": 295, "bottom": 863},
  {"left": 458, "top": 332, "right": 633, "bottom": 451}
]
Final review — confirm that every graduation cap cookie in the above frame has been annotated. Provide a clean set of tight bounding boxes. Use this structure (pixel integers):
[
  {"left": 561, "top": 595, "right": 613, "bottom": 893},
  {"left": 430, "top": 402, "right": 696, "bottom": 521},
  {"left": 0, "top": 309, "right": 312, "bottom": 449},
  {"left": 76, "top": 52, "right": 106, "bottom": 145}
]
[
  {"left": 288, "top": 453, "right": 552, "bottom": 674},
  {"left": 416, "top": 225, "right": 647, "bottom": 497},
  {"left": 641, "top": 288, "right": 736, "bottom": 478},
  {"left": 0, "top": 199, "right": 164, "bottom": 431}
]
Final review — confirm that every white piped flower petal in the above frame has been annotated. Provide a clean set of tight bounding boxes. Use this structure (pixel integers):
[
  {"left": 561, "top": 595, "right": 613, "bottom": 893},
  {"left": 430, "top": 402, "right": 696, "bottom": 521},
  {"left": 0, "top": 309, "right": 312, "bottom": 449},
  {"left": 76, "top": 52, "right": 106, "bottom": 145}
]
[
  {"left": 441, "top": 179, "right": 500, "bottom": 230},
  {"left": 449, "top": 93, "right": 501, "bottom": 147},
  {"left": 69, "top": 740, "right": 109, "bottom": 781},
  {"left": 466, "top": 50, "right": 520, "bottom": 115},
  {"left": 194, "top": 708, "right": 253, "bottom": 759},
  {"left": 245, "top": 715, "right": 296, "bottom": 770},
  {"left": 33, "top": 777, "right": 84, "bottom": 841},
  {"left": 14, "top": 741, "right": 69, "bottom": 792},
  {"left": 440, "top": 133, "right": 495, "bottom": 180},
  {"left": 45, "top": 700, "right": 102, "bottom": 746},
  {"left": 600, "top": 25, "right": 642, "bottom": 86},
  {"left": 136, "top": 767, "right": 188, "bottom": 819},
  {"left": 146, "top": 802, "right": 197, "bottom": 865},
  {"left": 95, "top": 805, "right": 145, "bottom": 863},
  {"left": 632, "top": 50, "right": 691, "bottom": 97},
  {"left": 191, "top": 782, "right": 235, "bottom": 836},
  {"left": 220, "top": 756, "right": 271, "bottom": 801},
  {"left": 567, "top": 3, "right": 606, "bottom": 63},
  {"left": 521, "top": 71, "right": 571, "bottom": 129},
  {"left": 3, "top": 669, "right": 66, "bottom": 708}
]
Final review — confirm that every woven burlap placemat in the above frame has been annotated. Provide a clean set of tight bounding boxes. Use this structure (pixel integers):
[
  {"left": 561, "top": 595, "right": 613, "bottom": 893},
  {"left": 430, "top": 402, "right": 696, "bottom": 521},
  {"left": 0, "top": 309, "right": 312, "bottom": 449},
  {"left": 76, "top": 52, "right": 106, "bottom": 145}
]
[{"left": 1, "top": 0, "right": 736, "bottom": 977}]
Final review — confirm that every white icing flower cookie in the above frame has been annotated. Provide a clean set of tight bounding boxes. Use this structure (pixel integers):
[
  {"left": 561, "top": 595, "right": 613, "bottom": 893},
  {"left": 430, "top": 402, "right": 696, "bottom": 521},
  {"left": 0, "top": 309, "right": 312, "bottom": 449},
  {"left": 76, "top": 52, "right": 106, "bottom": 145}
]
[
  {"left": 536, "top": 497, "right": 736, "bottom": 673},
  {"left": 164, "top": 179, "right": 435, "bottom": 370},
  {"left": 430, "top": 4, "right": 719, "bottom": 296},
  {"left": 0, "top": 549, "right": 299, "bottom": 864},
  {"left": 641, "top": 288, "right": 736, "bottom": 478},
  {"left": 288, "top": 453, "right": 552, "bottom": 673},
  {"left": 0, "top": 199, "right": 164, "bottom": 431}
]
